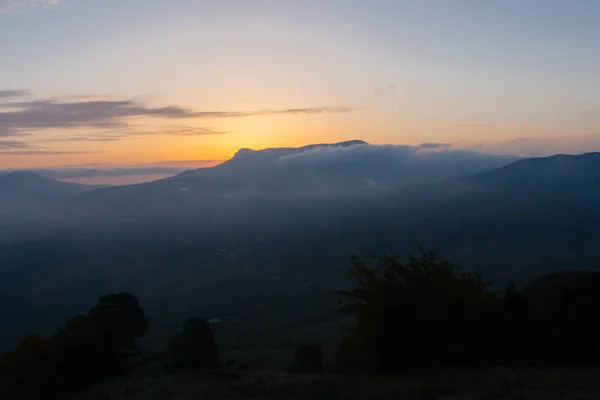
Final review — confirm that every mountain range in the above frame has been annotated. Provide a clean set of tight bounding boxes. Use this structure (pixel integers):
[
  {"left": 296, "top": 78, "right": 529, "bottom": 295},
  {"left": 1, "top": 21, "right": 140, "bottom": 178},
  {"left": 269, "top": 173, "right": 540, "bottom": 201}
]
[
  {"left": 1, "top": 140, "right": 600, "bottom": 352},
  {"left": 0, "top": 170, "right": 101, "bottom": 215}
]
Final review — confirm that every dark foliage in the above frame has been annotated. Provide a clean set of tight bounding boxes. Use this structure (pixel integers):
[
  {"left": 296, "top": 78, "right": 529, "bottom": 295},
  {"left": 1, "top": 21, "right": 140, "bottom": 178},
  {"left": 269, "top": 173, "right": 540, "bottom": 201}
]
[
  {"left": 287, "top": 344, "right": 325, "bottom": 374},
  {"left": 520, "top": 271, "right": 600, "bottom": 365},
  {"left": 53, "top": 313, "right": 121, "bottom": 391},
  {"left": 0, "top": 335, "right": 63, "bottom": 400},
  {"left": 335, "top": 249, "right": 509, "bottom": 372},
  {"left": 0, "top": 293, "right": 147, "bottom": 399},
  {"left": 167, "top": 318, "right": 219, "bottom": 369},
  {"left": 88, "top": 292, "right": 149, "bottom": 351},
  {"left": 334, "top": 249, "right": 600, "bottom": 373}
]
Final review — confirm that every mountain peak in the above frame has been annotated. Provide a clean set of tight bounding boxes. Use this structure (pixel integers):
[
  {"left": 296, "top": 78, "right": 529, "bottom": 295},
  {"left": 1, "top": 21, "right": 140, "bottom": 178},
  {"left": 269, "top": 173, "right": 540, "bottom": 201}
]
[
  {"left": 234, "top": 140, "right": 368, "bottom": 155},
  {"left": 0, "top": 170, "right": 46, "bottom": 182},
  {"left": 214, "top": 140, "right": 369, "bottom": 169}
]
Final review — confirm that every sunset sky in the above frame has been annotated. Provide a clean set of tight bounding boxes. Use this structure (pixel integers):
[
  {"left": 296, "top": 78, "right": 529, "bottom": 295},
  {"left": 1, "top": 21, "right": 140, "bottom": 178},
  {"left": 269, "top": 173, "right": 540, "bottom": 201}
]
[{"left": 2, "top": 0, "right": 600, "bottom": 178}]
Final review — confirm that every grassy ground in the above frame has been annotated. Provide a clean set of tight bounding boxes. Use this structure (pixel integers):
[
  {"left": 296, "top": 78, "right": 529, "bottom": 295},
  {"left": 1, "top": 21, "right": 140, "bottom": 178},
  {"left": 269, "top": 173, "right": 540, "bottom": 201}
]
[{"left": 73, "top": 365, "right": 600, "bottom": 400}]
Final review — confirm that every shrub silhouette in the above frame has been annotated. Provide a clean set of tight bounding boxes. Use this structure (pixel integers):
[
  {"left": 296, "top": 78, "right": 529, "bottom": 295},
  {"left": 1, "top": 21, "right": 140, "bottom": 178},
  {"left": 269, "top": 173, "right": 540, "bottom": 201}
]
[
  {"left": 167, "top": 318, "right": 219, "bottom": 369},
  {"left": 88, "top": 292, "right": 149, "bottom": 350},
  {"left": 287, "top": 343, "right": 325, "bottom": 373},
  {"left": 335, "top": 250, "right": 600, "bottom": 372},
  {"left": 335, "top": 249, "right": 516, "bottom": 372},
  {"left": 53, "top": 313, "right": 121, "bottom": 391},
  {"left": 520, "top": 271, "right": 600, "bottom": 365},
  {"left": 0, "top": 335, "right": 64, "bottom": 400},
  {"left": 0, "top": 292, "right": 147, "bottom": 399}
]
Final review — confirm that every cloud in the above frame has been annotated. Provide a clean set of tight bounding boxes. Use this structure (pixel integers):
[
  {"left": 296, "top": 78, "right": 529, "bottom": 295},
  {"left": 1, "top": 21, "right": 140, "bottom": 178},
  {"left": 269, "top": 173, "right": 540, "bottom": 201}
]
[
  {"left": 0, "top": 140, "right": 30, "bottom": 149},
  {"left": 0, "top": 159, "right": 223, "bottom": 182},
  {"left": 450, "top": 124, "right": 495, "bottom": 128},
  {"left": 0, "top": 130, "right": 28, "bottom": 138},
  {"left": 417, "top": 142, "right": 452, "bottom": 151},
  {"left": 0, "top": 150, "right": 99, "bottom": 156},
  {"left": 126, "top": 126, "right": 227, "bottom": 136},
  {"left": 36, "top": 136, "right": 124, "bottom": 143},
  {"left": 35, "top": 126, "right": 227, "bottom": 143},
  {"left": 37, "top": 167, "right": 190, "bottom": 179},
  {"left": 0, "top": 90, "right": 29, "bottom": 98},
  {"left": 0, "top": 91, "right": 354, "bottom": 139},
  {"left": 278, "top": 142, "right": 513, "bottom": 166},
  {"left": 178, "top": 106, "right": 354, "bottom": 119},
  {"left": 0, "top": 0, "right": 60, "bottom": 14},
  {"left": 58, "top": 94, "right": 119, "bottom": 102},
  {"left": 40, "top": 159, "right": 223, "bottom": 170}
]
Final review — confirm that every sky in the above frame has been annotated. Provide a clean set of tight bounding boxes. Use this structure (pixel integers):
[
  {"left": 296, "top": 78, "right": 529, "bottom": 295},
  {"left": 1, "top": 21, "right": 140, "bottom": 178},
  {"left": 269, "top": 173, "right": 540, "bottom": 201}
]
[{"left": 2, "top": 0, "right": 600, "bottom": 183}]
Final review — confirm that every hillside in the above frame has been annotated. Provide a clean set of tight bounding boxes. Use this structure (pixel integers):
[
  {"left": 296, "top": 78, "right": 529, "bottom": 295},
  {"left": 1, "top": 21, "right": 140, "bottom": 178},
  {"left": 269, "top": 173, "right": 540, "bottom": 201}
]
[
  {"left": 58, "top": 140, "right": 514, "bottom": 222},
  {"left": 72, "top": 366, "right": 600, "bottom": 400},
  {"left": 0, "top": 171, "right": 100, "bottom": 215},
  {"left": 2, "top": 147, "right": 600, "bottom": 356}
]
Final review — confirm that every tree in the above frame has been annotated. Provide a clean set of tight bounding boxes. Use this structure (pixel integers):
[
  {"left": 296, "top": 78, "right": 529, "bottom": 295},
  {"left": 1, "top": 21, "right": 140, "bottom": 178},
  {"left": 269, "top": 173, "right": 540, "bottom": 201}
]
[
  {"left": 335, "top": 249, "right": 506, "bottom": 372},
  {"left": 0, "top": 292, "right": 148, "bottom": 398},
  {"left": 0, "top": 334, "right": 63, "bottom": 400}
]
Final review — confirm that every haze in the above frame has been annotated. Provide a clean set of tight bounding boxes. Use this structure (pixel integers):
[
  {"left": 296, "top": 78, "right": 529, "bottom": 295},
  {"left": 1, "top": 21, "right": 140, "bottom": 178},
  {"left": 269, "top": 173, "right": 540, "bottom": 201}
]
[
  {"left": 6, "top": 3, "right": 600, "bottom": 394},
  {"left": 2, "top": 0, "right": 600, "bottom": 183}
]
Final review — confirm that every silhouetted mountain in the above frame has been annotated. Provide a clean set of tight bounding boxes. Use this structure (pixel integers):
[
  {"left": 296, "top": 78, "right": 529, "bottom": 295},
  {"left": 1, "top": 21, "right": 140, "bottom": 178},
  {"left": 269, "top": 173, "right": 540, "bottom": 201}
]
[
  {"left": 406, "top": 151, "right": 600, "bottom": 216},
  {"left": 204, "top": 139, "right": 369, "bottom": 172},
  {"left": 386, "top": 152, "right": 600, "bottom": 281},
  {"left": 6, "top": 148, "right": 600, "bottom": 354},
  {"left": 0, "top": 171, "right": 99, "bottom": 214},
  {"left": 61, "top": 140, "right": 515, "bottom": 223}
]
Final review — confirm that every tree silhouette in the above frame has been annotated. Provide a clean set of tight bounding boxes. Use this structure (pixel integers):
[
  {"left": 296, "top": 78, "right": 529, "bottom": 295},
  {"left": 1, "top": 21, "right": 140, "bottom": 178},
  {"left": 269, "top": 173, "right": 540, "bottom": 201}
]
[
  {"left": 335, "top": 249, "right": 506, "bottom": 372},
  {"left": 0, "top": 292, "right": 148, "bottom": 398}
]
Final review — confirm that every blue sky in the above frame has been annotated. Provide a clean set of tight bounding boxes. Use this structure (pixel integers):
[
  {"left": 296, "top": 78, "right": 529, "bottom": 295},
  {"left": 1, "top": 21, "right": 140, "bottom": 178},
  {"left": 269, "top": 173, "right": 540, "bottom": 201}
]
[{"left": 2, "top": 0, "right": 600, "bottom": 173}]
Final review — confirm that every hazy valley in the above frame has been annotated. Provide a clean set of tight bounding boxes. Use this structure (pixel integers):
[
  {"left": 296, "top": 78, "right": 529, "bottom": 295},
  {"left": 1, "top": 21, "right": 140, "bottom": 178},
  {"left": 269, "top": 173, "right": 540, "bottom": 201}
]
[{"left": 2, "top": 140, "right": 600, "bottom": 362}]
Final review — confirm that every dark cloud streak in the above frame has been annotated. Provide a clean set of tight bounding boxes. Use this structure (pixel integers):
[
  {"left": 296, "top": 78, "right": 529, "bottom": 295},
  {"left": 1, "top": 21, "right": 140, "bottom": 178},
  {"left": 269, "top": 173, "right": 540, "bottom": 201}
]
[
  {"left": 0, "top": 150, "right": 100, "bottom": 156},
  {"left": 37, "top": 167, "right": 189, "bottom": 179},
  {"left": 0, "top": 95, "right": 354, "bottom": 135},
  {"left": 33, "top": 126, "right": 227, "bottom": 144},
  {"left": 0, "top": 90, "right": 30, "bottom": 99},
  {"left": 451, "top": 124, "right": 495, "bottom": 128},
  {"left": 0, "top": 92, "right": 353, "bottom": 149},
  {"left": 0, "top": 140, "right": 30, "bottom": 149}
]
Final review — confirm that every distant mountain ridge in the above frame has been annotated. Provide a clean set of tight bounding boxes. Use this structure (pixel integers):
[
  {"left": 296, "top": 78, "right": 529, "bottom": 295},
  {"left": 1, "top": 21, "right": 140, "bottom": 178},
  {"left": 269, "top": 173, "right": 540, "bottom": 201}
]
[
  {"left": 5, "top": 143, "right": 600, "bottom": 222},
  {"left": 4, "top": 145, "right": 600, "bottom": 354},
  {"left": 457, "top": 152, "right": 600, "bottom": 204},
  {"left": 60, "top": 140, "right": 515, "bottom": 221},
  {"left": 179, "top": 140, "right": 369, "bottom": 175},
  {"left": 469, "top": 152, "right": 600, "bottom": 185},
  {"left": 0, "top": 171, "right": 100, "bottom": 214}
]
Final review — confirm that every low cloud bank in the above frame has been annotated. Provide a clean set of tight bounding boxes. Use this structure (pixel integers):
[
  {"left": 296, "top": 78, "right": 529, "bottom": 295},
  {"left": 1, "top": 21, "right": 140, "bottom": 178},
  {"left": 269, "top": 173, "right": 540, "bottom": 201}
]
[{"left": 278, "top": 142, "right": 516, "bottom": 165}]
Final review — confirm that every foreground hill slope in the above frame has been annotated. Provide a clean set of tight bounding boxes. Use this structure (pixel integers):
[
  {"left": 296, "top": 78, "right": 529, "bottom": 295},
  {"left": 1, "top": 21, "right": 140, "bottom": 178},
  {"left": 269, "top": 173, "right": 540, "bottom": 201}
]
[{"left": 73, "top": 365, "right": 600, "bottom": 400}]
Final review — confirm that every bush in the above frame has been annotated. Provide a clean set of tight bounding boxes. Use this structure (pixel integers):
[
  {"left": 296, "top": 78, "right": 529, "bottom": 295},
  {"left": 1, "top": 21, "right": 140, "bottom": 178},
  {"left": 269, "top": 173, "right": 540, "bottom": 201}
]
[
  {"left": 0, "top": 292, "right": 147, "bottom": 399},
  {"left": 167, "top": 318, "right": 219, "bottom": 369},
  {"left": 335, "top": 249, "right": 517, "bottom": 372},
  {"left": 334, "top": 249, "right": 600, "bottom": 372},
  {"left": 519, "top": 271, "right": 600, "bottom": 365},
  {"left": 0, "top": 335, "right": 63, "bottom": 400},
  {"left": 53, "top": 313, "right": 121, "bottom": 391},
  {"left": 287, "top": 344, "right": 325, "bottom": 374}
]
